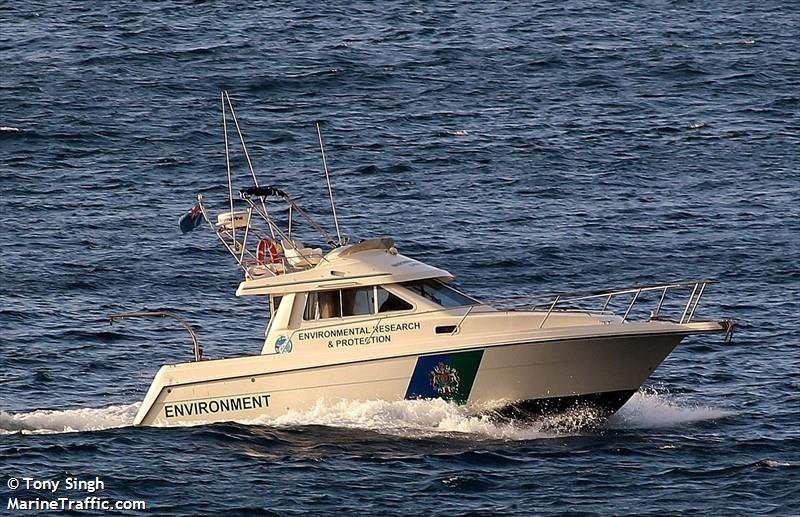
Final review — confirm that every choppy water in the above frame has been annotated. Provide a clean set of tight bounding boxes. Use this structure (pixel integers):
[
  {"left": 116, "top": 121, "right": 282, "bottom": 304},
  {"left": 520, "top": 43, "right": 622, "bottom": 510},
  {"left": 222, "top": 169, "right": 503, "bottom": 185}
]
[{"left": 1, "top": 1, "right": 798, "bottom": 515}]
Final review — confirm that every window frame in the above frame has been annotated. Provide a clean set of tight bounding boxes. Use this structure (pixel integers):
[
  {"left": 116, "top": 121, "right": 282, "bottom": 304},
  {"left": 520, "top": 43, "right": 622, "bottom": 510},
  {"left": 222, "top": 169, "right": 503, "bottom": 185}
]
[
  {"left": 399, "top": 279, "right": 481, "bottom": 308},
  {"left": 375, "top": 285, "right": 415, "bottom": 314},
  {"left": 302, "top": 285, "right": 416, "bottom": 322}
]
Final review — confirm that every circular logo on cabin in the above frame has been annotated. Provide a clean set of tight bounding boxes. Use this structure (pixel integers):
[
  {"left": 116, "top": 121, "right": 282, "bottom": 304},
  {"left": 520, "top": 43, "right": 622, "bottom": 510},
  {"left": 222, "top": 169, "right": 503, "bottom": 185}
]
[
  {"left": 429, "top": 362, "right": 460, "bottom": 398},
  {"left": 275, "top": 335, "right": 292, "bottom": 354}
]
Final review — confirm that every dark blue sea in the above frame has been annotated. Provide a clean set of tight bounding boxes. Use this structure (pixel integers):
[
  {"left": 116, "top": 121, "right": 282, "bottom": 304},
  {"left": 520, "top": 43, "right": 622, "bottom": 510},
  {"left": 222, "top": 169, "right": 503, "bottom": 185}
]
[{"left": 1, "top": 1, "right": 798, "bottom": 515}]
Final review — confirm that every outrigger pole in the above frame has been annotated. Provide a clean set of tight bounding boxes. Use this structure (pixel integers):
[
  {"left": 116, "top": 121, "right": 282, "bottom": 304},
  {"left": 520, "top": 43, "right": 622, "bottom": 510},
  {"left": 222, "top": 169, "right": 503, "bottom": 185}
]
[
  {"left": 316, "top": 122, "right": 342, "bottom": 246},
  {"left": 223, "top": 90, "right": 277, "bottom": 240},
  {"left": 193, "top": 93, "right": 343, "bottom": 277},
  {"left": 221, "top": 92, "right": 235, "bottom": 245}
]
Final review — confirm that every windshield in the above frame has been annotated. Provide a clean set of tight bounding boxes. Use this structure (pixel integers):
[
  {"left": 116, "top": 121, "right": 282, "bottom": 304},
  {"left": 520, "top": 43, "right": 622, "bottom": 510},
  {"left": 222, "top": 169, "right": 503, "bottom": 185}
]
[{"left": 400, "top": 279, "right": 480, "bottom": 308}]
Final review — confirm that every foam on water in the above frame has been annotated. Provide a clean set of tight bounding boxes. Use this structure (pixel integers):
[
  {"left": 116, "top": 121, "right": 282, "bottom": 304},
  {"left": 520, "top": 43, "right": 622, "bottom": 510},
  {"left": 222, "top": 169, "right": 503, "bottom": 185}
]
[
  {"left": 0, "top": 390, "right": 733, "bottom": 438},
  {"left": 249, "top": 390, "right": 734, "bottom": 439},
  {"left": 250, "top": 398, "right": 560, "bottom": 440},
  {"left": 608, "top": 390, "right": 736, "bottom": 429},
  {"left": 0, "top": 404, "right": 139, "bottom": 435}
]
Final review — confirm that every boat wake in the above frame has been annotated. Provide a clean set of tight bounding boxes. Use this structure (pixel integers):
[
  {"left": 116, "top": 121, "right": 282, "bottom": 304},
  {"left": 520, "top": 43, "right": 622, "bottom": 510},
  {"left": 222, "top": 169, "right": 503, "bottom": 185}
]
[
  {"left": 249, "top": 398, "right": 562, "bottom": 440},
  {"left": 0, "top": 404, "right": 139, "bottom": 435},
  {"left": 0, "top": 390, "right": 734, "bottom": 438},
  {"left": 242, "top": 390, "right": 735, "bottom": 440}
]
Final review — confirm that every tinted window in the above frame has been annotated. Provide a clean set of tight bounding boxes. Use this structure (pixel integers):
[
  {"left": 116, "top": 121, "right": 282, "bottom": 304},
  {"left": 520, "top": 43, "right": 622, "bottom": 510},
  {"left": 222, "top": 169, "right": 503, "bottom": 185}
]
[
  {"left": 270, "top": 295, "right": 283, "bottom": 317},
  {"left": 401, "top": 280, "right": 479, "bottom": 308},
  {"left": 342, "top": 287, "right": 375, "bottom": 317},
  {"left": 377, "top": 287, "right": 413, "bottom": 312}
]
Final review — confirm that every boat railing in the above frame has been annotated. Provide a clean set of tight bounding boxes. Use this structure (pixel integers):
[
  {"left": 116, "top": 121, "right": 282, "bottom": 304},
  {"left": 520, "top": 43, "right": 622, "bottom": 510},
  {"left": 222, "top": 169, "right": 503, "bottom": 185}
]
[
  {"left": 491, "top": 280, "right": 717, "bottom": 328},
  {"left": 283, "top": 280, "right": 718, "bottom": 345}
]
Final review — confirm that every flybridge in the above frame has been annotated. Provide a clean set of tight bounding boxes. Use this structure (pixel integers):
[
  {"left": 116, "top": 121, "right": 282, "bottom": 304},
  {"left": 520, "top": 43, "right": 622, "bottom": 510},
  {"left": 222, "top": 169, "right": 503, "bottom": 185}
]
[{"left": 175, "top": 92, "right": 457, "bottom": 298}]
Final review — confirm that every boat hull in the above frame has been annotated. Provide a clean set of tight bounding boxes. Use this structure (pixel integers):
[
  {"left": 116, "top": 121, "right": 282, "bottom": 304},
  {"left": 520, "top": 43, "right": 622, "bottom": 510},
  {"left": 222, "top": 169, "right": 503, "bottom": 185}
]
[
  {"left": 134, "top": 332, "right": 683, "bottom": 427},
  {"left": 492, "top": 390, "right": 638, "bottom": 420}
]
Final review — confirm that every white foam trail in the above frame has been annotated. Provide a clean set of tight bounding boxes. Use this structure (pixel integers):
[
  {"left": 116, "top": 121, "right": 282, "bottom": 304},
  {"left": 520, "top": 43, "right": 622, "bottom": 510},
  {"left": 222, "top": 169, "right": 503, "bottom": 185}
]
[
  {"left": 0, "top": 404, "right": 139, "bottom": 435},
  {"left": 0, "top": 126, "right": 20, "bottom": 132},
  {"left": 239, "top": 390, "right": 734, "bottom": 438},
  {"left": 244, "top": 398, "right": 560, "bottom": 440},
  {"left": 0, "top": 391, "right": 732, "bottom": 438},
  {"left": 608, "top": 390, "right": 735, "bottom": 429}
]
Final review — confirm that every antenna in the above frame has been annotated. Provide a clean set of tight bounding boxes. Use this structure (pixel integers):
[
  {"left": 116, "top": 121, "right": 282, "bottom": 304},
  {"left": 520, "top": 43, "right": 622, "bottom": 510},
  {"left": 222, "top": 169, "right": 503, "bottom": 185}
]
[{"left": 316, "top": 122, "right": 342, "bottom": 246}]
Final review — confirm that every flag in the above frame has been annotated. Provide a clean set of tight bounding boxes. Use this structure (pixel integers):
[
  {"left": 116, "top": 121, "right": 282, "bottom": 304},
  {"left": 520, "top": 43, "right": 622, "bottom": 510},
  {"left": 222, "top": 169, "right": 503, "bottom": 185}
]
[{"left": 179, "top": 204, "right": 204, "bottom": 234}]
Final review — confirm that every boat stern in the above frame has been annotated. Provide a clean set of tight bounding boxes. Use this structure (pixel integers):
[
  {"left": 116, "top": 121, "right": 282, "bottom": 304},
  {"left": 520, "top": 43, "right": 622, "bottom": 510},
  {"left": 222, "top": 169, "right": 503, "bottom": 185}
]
[{"left": 133, "top": 365, "right": 173, "bottom": 426}]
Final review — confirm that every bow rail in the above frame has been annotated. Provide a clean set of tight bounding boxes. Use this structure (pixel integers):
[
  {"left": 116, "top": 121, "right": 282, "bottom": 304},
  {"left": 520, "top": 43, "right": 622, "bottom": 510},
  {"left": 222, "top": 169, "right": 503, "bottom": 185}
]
[{"left": 490, "top": 280, "right": 717, "bottom": 328}]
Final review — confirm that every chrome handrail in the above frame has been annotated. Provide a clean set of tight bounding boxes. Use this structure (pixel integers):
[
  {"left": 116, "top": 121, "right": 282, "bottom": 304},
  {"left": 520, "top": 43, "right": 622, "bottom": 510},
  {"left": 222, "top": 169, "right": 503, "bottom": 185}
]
[
  {"left": 281, "top": 279, "right": 718, "bottom": 343},
  {"left": 538, "top": 295, "right": 560, "bottom": 329},
  {"left": 499, "top": 280, "right": 717, "bottom": 324},
  {"left": 452, "top": 305, "right": 475, "bottom": 335}
]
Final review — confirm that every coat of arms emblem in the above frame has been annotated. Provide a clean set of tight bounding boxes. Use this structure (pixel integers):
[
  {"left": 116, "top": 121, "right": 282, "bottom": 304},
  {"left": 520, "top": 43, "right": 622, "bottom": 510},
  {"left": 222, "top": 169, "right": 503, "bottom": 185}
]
[{"left": 429, "top": 362, "right": 460, "bottom": 398}]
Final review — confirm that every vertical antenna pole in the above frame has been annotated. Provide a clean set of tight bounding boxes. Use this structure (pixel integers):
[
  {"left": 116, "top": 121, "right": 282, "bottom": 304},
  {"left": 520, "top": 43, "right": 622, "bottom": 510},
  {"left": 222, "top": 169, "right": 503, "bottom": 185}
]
[
  {"left": 316, "top": 122, "right": 342, "bottom": 245},
  {"left": 222, "top": 91, "right": 235, "bottom": 245}
]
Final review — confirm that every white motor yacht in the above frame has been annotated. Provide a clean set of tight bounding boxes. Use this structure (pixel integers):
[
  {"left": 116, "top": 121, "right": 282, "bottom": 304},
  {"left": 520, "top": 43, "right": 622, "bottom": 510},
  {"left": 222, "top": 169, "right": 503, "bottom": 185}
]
[{"left": 119, "top": 93, "right": 735, "bottom": 427}]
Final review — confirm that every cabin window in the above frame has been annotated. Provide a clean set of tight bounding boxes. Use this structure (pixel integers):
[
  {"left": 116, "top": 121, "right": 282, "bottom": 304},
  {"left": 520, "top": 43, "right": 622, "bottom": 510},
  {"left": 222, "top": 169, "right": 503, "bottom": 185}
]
[
  {"left": 304, "top": 287, "right": 374, "bottom": 320},
  {"left": 377, "top": 287, "right": 413, "bottom": 312},
  {"left": 270, "top": 295, "right": 283, "bottom": 317},
  {"left": 266, "top": 295, "right": 283, "bottom": 335},
  {"left": 304, "top": 290, "right": 341, "bottom": 320},
  {"left": 319, "top": 291, "right": 342, "bottom": 318},
  {"left": 303, "top": 286, "right": 413, "bottom": 320},
  {"left": 304, "top": 292, "right": 317, "bottom": 320},
  {"left": 342, "top": 287, "right": 375, "bottom": 317},
  {"left": 401, "top": 279, "right": 479, "bottom": 308}
]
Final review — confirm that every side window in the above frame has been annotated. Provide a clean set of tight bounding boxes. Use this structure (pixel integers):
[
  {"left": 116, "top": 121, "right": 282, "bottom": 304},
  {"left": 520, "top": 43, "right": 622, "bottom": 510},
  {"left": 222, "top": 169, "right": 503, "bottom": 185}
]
[
  {"left": 304, "top": 288, "right": 376, "bottom": 320},
  {"left": 377, "top": 287, "right": 413, "bottom": 313},
  {"left": 270, "top": 295, "right": 282, "bottom": 316},
  {"left": 304, "top": 292, "right": 319, "bottom": 320},
  {"left": 402, "top": 280, "right": 478, "bottom": 308},
  {"left": 304, "top": 291, "right": 342, "bottom": 320},
  {"left": 318, "top": 290, "right": 341, "bottom": 318},
  {"left": 342, "top": 287, "right": 375, "bottom": 317}
]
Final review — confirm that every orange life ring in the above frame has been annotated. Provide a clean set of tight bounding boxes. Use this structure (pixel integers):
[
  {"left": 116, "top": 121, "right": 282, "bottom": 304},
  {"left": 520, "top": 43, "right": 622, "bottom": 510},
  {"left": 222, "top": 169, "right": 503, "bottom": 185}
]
[{"left": 256, "top": 239, "right": 280, "bottom": 264}]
